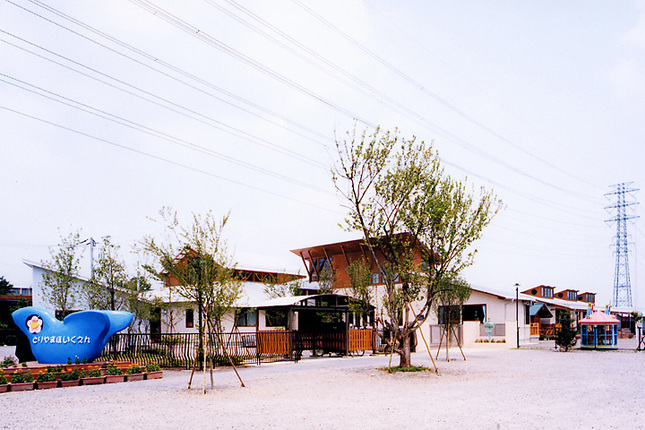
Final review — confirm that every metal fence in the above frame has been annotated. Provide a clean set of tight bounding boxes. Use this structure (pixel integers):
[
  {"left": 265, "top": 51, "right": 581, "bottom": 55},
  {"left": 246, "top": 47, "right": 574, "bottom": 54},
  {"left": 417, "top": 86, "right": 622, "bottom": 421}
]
[
  {"left": 97, "top": 331, "right": 297, "bottom": 368},
  {"left": 98, "top": 329, "right": 376, "bottom": 368}
]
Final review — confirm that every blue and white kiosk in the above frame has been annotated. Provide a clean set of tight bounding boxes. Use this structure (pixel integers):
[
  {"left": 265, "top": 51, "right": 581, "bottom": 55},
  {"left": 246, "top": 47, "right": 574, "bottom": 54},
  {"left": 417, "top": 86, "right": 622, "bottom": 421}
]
[{"left": 579, "top": 310, "right": 619, "bottom": 350}]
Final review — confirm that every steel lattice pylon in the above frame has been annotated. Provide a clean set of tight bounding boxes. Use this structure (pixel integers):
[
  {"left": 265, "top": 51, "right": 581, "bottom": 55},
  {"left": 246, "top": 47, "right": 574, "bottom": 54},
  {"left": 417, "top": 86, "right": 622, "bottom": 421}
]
[{"left": 605, "top": 183, "right": 639, "bottom": 308}]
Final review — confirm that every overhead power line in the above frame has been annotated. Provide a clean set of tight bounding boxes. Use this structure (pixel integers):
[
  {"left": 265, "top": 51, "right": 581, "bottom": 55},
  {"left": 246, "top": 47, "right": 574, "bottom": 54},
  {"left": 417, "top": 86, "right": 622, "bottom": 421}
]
[
  {"left": 22, "top": 0, "right": 332, "bottom": 149},
  {"left": 293, "top": 0, "right": 603, "bottom": 200},
  {"left": 0, "top": 72, "right": 334, "bottom": 195},
  {"left": 0, "top": 104, "right": 341, "bottom": 215}
]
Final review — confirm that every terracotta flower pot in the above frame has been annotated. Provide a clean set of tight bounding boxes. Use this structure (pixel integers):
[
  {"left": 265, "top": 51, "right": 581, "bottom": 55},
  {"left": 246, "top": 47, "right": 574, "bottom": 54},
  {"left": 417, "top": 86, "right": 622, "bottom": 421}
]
[
  {"left": 36, "top": 381, "right": 59, "bottom": 390},
  {"left": 125, "top": 373, "right": 144, "bottom": 382},
  {"left": 59, "top": 379, "right": 80, "bottom": 388},
  {"left": 105, "top": 374, "right": 125, "bottom": 384},
  {"left": 81, "top": 376, "right": 105, "bottom": 386},
  {"left": 144, "top": 371, "right": 163, "bottom": 380},
  {"left": 10, "top": 382, "right": 35, "bottom": 392}
]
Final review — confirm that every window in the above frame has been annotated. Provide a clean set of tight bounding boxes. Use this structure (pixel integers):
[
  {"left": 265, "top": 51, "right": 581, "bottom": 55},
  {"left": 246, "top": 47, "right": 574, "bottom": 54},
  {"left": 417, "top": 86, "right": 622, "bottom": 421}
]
[
  {"left": 185, "top": 308, "right": 194, "bottom": 328},
  {"left": 309, "top": 257, "right": 332, "bottom": 281},
  {"left": 542, "top": 287, "right": 553, "bottom": 298},
  {"left": 370, "top": 273, "right": 380, "bottom": 285},
  {"left": 524, "top": 304, "right": 531, "bottom": 325},
  {"left": 568, "top": 291, "right": 577, "bottom": 301},
  {"left": 462, "top": 304, "right": 486, "bottom": 323},
  {"left": 438, "top": 306, "right": 461, "bottom": 325},
  {"left": 265, "top": 309, "right": 288, "bottom": 327},
  {"left": 236, "top": 308, "right": 257, "bottom": 327},
  {"left": 587, "top": 294, "right": 595, "bottom": 303}
]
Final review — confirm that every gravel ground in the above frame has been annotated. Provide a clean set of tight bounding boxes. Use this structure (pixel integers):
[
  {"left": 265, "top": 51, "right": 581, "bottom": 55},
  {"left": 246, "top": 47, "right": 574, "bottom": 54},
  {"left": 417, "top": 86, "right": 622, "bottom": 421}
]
[{"left": 1, "top": 345, "right": 644, "bottom": 430}]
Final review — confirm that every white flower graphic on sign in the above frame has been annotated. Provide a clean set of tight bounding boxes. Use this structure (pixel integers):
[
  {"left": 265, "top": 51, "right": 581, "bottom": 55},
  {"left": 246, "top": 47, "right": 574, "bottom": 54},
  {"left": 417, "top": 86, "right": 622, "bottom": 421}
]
[{"left": 27, "top": 315, "right": 43, "bottom": 334}]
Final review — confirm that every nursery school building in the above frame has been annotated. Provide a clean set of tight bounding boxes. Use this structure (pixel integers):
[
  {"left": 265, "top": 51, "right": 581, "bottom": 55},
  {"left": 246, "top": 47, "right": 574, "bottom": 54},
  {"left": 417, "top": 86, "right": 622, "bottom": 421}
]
[{"left": 22, "top": 240, "right": 611, "bottom": 367}]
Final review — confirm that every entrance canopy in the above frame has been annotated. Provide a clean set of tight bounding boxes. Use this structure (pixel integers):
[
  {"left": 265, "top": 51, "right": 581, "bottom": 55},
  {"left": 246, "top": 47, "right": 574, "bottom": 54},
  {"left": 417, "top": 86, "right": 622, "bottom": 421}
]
[{"left": 530, "top": 303, "right": 553, "bottom": 319}]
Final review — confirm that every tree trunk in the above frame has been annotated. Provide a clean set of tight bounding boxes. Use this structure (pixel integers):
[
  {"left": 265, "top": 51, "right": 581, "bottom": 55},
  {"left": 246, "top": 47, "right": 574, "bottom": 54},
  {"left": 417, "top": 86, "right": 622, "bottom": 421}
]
[{"left": 398, "top": 331, "right": 411, "bottom": 367}]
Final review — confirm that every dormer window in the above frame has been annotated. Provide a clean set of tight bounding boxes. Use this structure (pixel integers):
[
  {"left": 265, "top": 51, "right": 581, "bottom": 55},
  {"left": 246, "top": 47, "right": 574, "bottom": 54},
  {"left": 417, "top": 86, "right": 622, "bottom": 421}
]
[
  {"left": 542, "top": 287, "right": 553, "bottom": 298},
  {"left": 568, "top": 291, "right": 577, "bottom": 301}
]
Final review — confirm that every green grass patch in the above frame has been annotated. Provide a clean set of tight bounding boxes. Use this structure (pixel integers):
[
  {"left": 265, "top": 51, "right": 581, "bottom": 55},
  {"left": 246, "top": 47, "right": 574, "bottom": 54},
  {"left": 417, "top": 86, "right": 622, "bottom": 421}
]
[{"left": 381, "top": 365, "right": 431, "bottom": 373}]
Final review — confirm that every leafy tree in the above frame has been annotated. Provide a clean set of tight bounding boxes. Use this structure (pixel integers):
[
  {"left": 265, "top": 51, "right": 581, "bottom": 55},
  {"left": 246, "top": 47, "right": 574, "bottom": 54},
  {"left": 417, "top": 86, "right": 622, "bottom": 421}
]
[
  {"left": 123, "top": 275, "right": 153, "bottom": 333},
  {"left": 555, "top": 310, "right": 577, "bottom": 351},
  {"left": 9, "top": 298, "right": 31, "bottom": 314},
  {"left": 345, "top": 258, "right": 373, "bottom": 327},
  {"left": 0, "top": 276, "right": 13, "bottom": 295},
  {"left": 141, "top": 207, "right": 243, "bottom": 391},
  {"left": 40, "top": 230, "right": 85, "bottom": 319},
  {"left": 317, "top": 263, "right": 335, "bottom": 294},
  {"left": 332, "top": 127, "right": 501, "bottom": 367},
  {"left": 87, "top": 237, "right": 129, "bottom": 310},
  {"left": 434, "top": 275, "right": 471, "bottom": 360}
]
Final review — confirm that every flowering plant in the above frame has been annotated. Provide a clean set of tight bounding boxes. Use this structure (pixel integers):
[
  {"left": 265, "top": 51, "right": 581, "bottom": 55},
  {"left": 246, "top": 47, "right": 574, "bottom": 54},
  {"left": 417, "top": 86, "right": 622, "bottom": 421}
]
[
  {"left": 126, "top": 364, "right": 142, "bottom": 374},
  {"left": 10, "top": 370, "right": 34, "bottom": 383},
  {"left": 105, "top": 365, "right": 123, "bottom": 376},
  {"left": 1, "top": 356, "right": 18, "bottom": 368},
  {"left": 36, "top": 371, "right": 57, "bottom": 382},
  {"left": 81, "top": 367, "right": 101, "bottom": 378},
  {"left": 60, "top": 368, "right": 79, "bottom": 381}
]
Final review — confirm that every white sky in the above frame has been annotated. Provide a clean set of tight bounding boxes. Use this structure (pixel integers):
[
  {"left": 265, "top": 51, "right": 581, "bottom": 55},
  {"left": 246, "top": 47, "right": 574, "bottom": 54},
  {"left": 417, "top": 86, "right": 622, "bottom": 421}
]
[{"left": 1, "top": 0, "right": 644, "bottom": 308}]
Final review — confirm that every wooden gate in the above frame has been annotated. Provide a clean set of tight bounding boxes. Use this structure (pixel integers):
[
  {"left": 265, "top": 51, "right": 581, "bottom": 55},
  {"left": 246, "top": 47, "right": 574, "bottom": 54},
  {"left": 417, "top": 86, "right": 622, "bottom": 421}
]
[{"left": 257, "top": 330, "right": 290, "bottom": 355}]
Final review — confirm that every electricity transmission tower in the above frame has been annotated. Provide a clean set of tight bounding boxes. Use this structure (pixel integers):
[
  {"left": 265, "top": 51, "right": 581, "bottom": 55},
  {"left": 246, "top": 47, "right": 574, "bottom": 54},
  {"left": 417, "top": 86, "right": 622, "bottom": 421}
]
[{"left": 605, "top": 183, "right": 639, "bottom": 308}]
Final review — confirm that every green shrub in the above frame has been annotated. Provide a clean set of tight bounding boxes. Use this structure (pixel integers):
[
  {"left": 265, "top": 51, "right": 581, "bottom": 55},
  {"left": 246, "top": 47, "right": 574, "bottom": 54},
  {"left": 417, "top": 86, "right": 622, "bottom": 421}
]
[
  {"left": 555, "top": 310, "right": 578, "bottom": 352},
  {"left": 145, "top": 362, "right": 161, "bottom": 372},
  {"left": 0, "top": 373, "right": 7, "bottom": 384},
  {"left": 81, "top": 368, "right": 101, "bottom": 378},
  {"left": 60, "top": 369, "right": 79, "bottom": 381},
  {"left": 10, "top": 370, "right": 34, "bottom": 383},
  {"left": 126, "top": 365, "right": 142, "bottom": 374},
  {"left": 1, "top": 356, "right": 18, "bottom": 368},
  {"left": 105, "top": 365, "right": 123, "bottom": 376},
  {"left": 211, "top": 355, "right": 244, "bottom": 366},
  {"left": 36, "top": 371, "right": 56, "bottom": 382}
]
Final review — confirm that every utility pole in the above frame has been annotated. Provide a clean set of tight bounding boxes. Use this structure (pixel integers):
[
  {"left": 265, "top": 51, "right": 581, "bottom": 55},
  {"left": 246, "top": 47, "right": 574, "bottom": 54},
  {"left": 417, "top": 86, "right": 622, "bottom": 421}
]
[
  {"left": 605, "top": 183, "right": 639, "bottom": 308},
  {"left": 79, "top": 237, "right": 97, "bottom": 278},
  {"left": 515, "top": 283, "right": 520, "bottom": 349}
]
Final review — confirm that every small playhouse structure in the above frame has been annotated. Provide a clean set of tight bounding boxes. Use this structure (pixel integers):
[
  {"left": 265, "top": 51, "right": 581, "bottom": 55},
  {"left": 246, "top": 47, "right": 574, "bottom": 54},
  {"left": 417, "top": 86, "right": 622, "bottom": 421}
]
[{"left": 579, "top": 310, "right": 619, "bottom": 350}]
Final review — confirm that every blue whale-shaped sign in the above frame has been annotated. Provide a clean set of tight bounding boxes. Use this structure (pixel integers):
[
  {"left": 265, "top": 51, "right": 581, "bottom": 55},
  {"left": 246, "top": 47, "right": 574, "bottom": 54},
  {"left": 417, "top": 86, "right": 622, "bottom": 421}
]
[{"left": 12, "top": 306, "right": 133, "bottom": 364}]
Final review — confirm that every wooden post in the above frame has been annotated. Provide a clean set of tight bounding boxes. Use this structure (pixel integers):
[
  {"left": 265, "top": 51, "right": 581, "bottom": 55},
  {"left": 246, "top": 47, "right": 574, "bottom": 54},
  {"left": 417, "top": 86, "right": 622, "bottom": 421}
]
[
  {"left": 406, "top": 298, "right": 439, "bottom": 374},
  {"left": 451, "top": 325, "right": 466, "bottom": 361},
  {"left": 435, "top": 328, "right": 444, "bottom": 360}
]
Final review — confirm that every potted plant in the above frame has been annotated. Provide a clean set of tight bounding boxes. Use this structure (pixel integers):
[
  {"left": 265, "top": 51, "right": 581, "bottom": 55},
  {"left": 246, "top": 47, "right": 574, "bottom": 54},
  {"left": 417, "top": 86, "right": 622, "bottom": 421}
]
[
  {"left": 1, "top": 355, "right": 18, "bottom": 368},
  {"left": 59, "top": 368, "right": 80, "bottom": 387},
  {"left": 36, "top": 370, "right": 58, "bottom": 389},
  {"left": 80, "top": 367, "right": 105, "bottom": 385},
  {"left": 0, "top": 372, "right": 8, "bottom": 393},
  {"left": 104, "top": 364, "right": 125, "bottom": 384},
  {"left": 125, "top": 364, "right": 144, "bottom": 382},
  {"left": 9, "top": 370, "right": 34, "bottom": 391},
  {"left": 144, "top": 362, "right": 163, "bottom": 380}
]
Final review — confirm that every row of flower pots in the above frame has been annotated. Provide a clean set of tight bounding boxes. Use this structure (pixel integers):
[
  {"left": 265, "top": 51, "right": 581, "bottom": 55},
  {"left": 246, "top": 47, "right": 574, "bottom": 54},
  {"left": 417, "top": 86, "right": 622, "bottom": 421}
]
[{"left": 0, "top": 362, "right": 163, "bottom": 393}]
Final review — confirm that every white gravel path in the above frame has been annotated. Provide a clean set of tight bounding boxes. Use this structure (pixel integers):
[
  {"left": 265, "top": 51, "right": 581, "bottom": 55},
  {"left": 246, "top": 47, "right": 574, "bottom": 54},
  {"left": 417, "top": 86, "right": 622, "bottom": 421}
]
[{"left": 1, "top": 346, "right": 644, "bottom": 430}]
